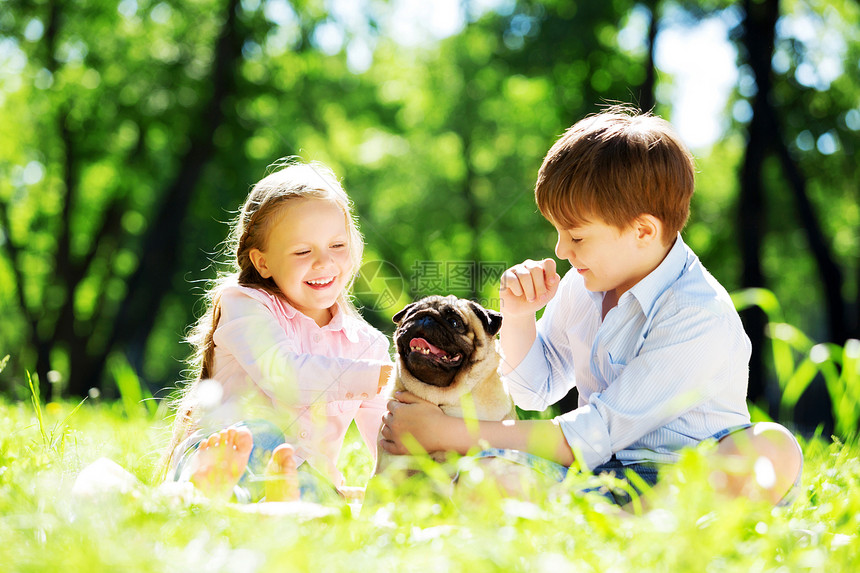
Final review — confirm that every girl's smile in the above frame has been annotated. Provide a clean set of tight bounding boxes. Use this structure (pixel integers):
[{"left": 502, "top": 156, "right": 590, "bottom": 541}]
[{"left": 306, "top": 276, "right": 336, "bottom": 289}]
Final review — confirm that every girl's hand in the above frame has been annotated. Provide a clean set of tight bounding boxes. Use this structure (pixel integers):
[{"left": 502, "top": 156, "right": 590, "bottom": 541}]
[
  {"left": 379, "top": 392, "right": 448, "bottom": 455},
  {"left": 377, "top": 364, "right": 393, "bottom": 394},
  {"left": 499, "top": 258, "right": 560, "bottom": 318}
]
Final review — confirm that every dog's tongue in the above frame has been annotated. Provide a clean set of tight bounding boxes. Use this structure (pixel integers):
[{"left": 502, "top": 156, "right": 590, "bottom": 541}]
[{"left": 410, "top": 337, "right": 447, "bottom": 357}]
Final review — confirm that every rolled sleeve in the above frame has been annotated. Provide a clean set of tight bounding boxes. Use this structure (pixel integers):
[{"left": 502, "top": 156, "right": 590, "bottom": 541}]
[{"left": 555, "top": 405, "right": 613, "bottom": 470}]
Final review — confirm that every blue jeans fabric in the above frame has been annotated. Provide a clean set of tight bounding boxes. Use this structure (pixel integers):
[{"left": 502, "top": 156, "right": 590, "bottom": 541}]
[{"left": 710, "top": 423, "right": 753, "bottom": 442}]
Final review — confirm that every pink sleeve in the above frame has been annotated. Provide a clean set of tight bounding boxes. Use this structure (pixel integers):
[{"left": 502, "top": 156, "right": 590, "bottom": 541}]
[
  {"left": 213, "top": 288, "right": 386, "bottom": 406},
  {"left": 352, "top": 334, "right": 392, "bottom": 461}
]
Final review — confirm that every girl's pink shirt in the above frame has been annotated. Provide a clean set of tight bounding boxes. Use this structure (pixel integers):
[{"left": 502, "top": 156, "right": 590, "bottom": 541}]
[{"left": 207, "top": 284, "right": 391, "bottom": 486}]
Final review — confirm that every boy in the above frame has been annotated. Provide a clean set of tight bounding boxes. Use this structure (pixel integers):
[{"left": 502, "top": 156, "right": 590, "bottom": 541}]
[{"left": 380, "top": 108, "right": 803, "bottom": 505}]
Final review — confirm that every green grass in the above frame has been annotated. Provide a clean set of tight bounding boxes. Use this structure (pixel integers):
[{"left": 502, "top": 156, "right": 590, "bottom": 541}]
[{"left": 0, "top": 398, "right": 858, "bottom": 572}]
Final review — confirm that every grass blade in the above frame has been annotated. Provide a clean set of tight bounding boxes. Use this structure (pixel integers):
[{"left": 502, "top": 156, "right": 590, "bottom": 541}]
[
  {"left": 780, "top": 357, "right": 819, "bottom": 419},
  {"left": 49, "top": 397, "right": 88, "bottom": 450},
  {"left": 108, "top": 353, "right": 154, "bottom": 418},
  {"left": 27, "top": 371, "right": 49, "bottom": 448}
]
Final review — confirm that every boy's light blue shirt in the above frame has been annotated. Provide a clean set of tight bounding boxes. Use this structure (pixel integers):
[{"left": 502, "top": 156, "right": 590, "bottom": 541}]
[{"left": 502, "top": 234, "right": 752, "bottom": 471}]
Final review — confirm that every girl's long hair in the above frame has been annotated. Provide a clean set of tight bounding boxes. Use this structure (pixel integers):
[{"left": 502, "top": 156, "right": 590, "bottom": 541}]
[{"left": 157, "top": 158, "right": 364, "bottom": 480}]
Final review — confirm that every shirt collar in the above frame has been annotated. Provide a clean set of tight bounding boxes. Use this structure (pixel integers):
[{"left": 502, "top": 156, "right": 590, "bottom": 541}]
[
  {"left": 324, "top": 303, "right": 362, "bottom": 343},
  {"left": 624, "top": 233, "right": 689, "bottom": 316},
  {"left": 275, "top": 296, "right": 361, "bottom": 343}
]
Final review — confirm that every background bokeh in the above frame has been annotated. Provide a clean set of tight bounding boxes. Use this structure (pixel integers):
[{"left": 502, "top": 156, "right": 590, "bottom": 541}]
[{"left": 0, "top": 0, "right": 857, "bottom": 436}]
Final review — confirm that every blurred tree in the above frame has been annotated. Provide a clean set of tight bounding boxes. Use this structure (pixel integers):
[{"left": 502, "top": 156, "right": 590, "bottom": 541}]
[
  {"left": 731, "top": 0, "right": 859, "bottom": 426},
  {"left": 0, "top": 0, "right": 249, "bottom": 397},
  {"left": 666, "top": 0, "right": 858, "bottom": 431},
  {"left": 736, "top": 0, "right": 781, "bottom": 413},
  {"left": 110, "top": 0, "right": 246, "bottom": 395},
  {"left": 0, "top": 0, "right": 329, "bottom": 398}
]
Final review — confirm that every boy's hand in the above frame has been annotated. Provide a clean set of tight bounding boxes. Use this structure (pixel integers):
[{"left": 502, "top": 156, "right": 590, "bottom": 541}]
[
  {"left": 499, "top": 258, "right": 560, "bottom": 318},
  {"left": 379, "top": 391, "right": 449, "bottom": 455}
]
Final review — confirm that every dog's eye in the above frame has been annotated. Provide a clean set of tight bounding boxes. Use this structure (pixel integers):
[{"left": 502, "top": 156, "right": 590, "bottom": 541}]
[{"left": 447, "top": 315, "right": 461, "bottom": 329}]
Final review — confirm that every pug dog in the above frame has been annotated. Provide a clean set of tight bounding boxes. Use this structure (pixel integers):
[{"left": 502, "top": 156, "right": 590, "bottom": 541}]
[{"left": 375, "top": 295, "right": 516, "bottom": 475}]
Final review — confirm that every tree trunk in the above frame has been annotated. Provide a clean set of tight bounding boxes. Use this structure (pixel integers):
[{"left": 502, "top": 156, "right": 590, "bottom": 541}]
[
  {"left": 738, "top": 0, "right": 780, "bottom": 413},
  {"left": 739, "top": 0, "right": 836, "bottom": 431},
  {"left": 773, "top": 137, "right": 847, "bottom": 343},
  {"left": 65, "top": 0, "right": 244, "bottom": 396},
  {"left": 639, "top": 0, "right": 658, "bottom": 113}
]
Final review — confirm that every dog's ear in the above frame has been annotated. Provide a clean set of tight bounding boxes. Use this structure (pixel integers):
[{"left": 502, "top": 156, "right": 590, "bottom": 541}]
[
  {"left": 467, "top": 302, "right": 503, "bottom": 337},
  {"left": 392, "top": 301, "right": 418, "bottom": 324}
]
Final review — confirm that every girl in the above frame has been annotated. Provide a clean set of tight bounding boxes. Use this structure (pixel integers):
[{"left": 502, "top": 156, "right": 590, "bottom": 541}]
[{"left": 161, "top": 158, "right": 393, "bottom": 503}]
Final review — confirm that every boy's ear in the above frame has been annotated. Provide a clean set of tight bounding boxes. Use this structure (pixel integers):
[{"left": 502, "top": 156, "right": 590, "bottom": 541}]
[
  {"left": 634, "top": 215, "right": 662, "bottom": 244},
  {"left": 249, "top": 248, "right": 272, "bottom": 279}
]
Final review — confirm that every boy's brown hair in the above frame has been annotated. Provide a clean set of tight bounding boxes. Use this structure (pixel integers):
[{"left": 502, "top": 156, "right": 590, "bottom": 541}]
[{"left": 535, "top": 107, "right": 695, "bottom": 243}]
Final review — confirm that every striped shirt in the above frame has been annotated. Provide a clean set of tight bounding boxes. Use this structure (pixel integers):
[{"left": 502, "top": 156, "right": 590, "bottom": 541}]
[{"left": 503, "top": 234, "right": 752, "bottom": 470}]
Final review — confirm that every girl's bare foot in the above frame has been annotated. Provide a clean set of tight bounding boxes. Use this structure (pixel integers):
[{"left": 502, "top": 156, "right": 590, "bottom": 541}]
[
  {"left": 264, "top": 443, "right": 300, "bottom": 502},
  {"left": 189, "top": 427, "right": 253, "bottom": 500}
]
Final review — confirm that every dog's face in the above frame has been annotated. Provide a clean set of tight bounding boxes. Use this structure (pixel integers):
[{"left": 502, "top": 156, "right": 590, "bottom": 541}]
[{"left": 392, "top": 295, "right": 503, "bottom": 388}]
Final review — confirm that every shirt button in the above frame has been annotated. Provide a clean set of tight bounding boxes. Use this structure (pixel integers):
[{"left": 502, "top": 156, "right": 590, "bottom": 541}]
[
  {"left": 360, "top": 393, "right": 368, "bottom": 399},
  {"left": 313, "top": 334, "right": 322, "bottom": 342},
  {"left": 345, "top": 392, "right": 354, "bottom": 399},
  {"left": 300, "top": 431, "right": 308, "bottom": 438}
]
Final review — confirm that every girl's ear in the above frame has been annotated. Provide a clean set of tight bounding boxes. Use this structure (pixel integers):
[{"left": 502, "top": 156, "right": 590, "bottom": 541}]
[{"left": 249, "top": 248, "right": 272, "bottom": 278}]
